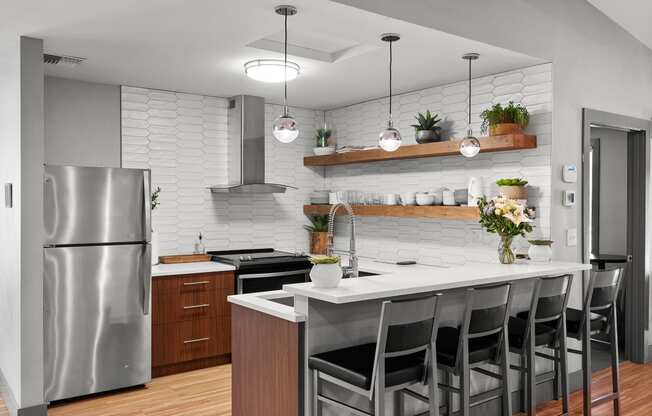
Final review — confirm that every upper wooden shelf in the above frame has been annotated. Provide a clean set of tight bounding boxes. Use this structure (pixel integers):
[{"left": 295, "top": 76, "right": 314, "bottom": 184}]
[
  {"left": 303, "top": 204, "right": 479, "bottom": 221},
  {"left": 303, "top": 134, "right": 536, "bottom": 166}
]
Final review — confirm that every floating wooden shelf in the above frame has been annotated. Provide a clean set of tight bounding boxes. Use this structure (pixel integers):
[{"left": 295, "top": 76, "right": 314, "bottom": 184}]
[
  {"left": 303, "top": 204, "right": 479, "bottom": 221},
  {"left": 303, "top": 134, "right": 536, "bottom": 167}
]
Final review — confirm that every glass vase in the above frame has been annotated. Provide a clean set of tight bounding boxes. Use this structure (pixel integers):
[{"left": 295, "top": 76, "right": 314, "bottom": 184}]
[{"left": 498, "top": 235, "right": 515, "bottom": 264}]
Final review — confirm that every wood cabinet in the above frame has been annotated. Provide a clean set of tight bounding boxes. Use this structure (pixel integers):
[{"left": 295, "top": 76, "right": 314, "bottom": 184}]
[{"left": 152, "top": 271, "right": 234, "bottom": 377}]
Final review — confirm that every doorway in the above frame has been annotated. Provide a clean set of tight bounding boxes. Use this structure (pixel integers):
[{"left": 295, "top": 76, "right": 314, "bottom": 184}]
[{"left": 582, "top": 108, "right": 651, "bottom": 365}]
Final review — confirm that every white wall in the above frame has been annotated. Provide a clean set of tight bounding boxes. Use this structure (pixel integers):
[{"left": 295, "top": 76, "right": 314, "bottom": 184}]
[
  {"left": 592, "top": 127, "right": 628, "bottom": 255},
  {"left": 44, "top": 76, "right": 121, "bottom": 167},
  {"left": 121, "top": 87, "right": 322, "bottom": 254},
  {"left": 325, "top": 64, "right": 552, "bottom": 265}
]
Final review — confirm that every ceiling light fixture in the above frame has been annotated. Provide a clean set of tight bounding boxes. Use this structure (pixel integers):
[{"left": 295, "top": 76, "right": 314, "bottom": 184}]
[
  {"left": 271, "top": 5, "right": 299, "bottom": 144},
  {"left": 378, "top": 33, "right": 401, "bottom": 152},
  {"left": 244, "top": 59, "right": 300, "bottom": 83},
  {"left": 459, "top": 53, "right": 481, "bottom": 158}
]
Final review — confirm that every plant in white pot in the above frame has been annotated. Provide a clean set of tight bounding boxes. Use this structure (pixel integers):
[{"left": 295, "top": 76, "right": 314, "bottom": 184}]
[
  {"left": 309, "top": 255, "right": 343, "bottom": 288},
  {"left": 151, "top": 186, "right": 161, "bottom": 265},
  {"left": 313, "top": 128, "right": 335, "bottom": 156},
  {"left": 528, "top": 240, "right": 553, "bottom": 262},
  {"left": 496, "top": 177, "right": 528, "bottom": 202}
]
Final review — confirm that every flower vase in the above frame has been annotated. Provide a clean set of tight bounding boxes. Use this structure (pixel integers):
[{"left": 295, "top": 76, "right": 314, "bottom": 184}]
[{"left": 498, "top": 235, "right": 515, "bottom": 264}]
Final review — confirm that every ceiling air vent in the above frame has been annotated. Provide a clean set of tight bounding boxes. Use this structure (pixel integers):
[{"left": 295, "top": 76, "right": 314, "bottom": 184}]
[{"left": 43, "top": 53, "right": 86, "bottom": 67}]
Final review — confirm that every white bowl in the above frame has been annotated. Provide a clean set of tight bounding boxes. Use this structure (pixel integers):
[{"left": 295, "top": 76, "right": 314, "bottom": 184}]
[
  {"left": 313, "top": 146, "right": 336, "bottom": 156},
  {"left": 416, "top": 193, "right": 435, "bottom": 206}
]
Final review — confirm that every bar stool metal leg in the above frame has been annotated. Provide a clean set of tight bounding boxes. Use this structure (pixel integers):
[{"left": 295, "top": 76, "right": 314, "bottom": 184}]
[
  {"left": 461, "top": 341, "right": 470, "bottom": 416},
  {"left": 519, "top": 354, "right": 527, "bottom": 413},
  {"left": 610, "top": 306, "right": 621, "bottom": 416},
  {"left": 553, "top": 347, "right": 560, "bottom": 401},
  {"left": 428, "top": 346, "right": 439, "bottom": 416},
  {"left": 526, "top": 329, "right": 536, "bottom": 416},
  {"left": 375, "top": 358, "right": 386, "bottom": 416},
  {"left": 313, "top": 370, "right": 321, "bottom": 416},
  {"left": 500, "top": 324, "right": 512, "bottom": 416},
  {"left": 559, "top": 318, "right": 570, "bottom": 415},
  {"left": 445, "top": 371, "right": 453, "bottom": 416},
  {"left": 582, "top": 306, "right": 592, "bottom": 416}
]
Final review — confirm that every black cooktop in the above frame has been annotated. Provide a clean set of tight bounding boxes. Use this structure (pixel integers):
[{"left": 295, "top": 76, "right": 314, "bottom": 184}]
[{"left": 207, "top": 248, "right": 310, "bottom": 268}]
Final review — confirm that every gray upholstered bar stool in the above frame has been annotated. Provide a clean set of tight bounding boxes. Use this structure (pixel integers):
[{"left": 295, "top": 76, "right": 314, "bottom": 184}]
[
  {"left": 309, "top": 294, "right": 442, "bottom": 416},
  {"left": 405, "top": 284, "right": 513, "bottom": 416},
  {"left": 509, "top": 274, "right": 574, "bottom": 416},
  {"left": 564, "top": 268, "right": 624, "bottom": 416}
]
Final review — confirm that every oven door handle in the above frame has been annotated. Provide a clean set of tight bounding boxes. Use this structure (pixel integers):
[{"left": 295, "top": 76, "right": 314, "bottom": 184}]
[{"left": 238, "top": 269, "right": 311, "bottom": 280}]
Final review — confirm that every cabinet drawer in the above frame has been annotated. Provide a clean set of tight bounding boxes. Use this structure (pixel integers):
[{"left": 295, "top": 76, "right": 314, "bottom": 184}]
[
  {"left": 152, "top": 318, "right": 231, "bottom": 367},
  {"left": 153, "top": 271, "right": 235, "bottom": 294},
  {"left": 153, "top": 288, "right": 233, "bottom": 324}
]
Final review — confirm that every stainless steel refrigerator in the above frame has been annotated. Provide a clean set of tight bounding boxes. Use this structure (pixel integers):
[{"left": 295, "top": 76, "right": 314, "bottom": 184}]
[{"left": 43, "top": 165, "right": 152, "bottom": 402}]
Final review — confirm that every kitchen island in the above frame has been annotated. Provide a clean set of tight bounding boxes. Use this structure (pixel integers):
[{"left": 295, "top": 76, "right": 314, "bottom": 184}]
[{"left": 228, "top": 259, "right": 591, "bottom": 416}]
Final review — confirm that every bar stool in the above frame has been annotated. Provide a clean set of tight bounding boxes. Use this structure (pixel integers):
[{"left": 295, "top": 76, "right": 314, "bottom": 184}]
[
  {"left": 405, "top": 284, "right": 512, "bottom": 416},
  {"left": 565, "top": 268, "right": 624, "bottom": 416},
  {"left": 509, "top": 274, "right": 573, "bottom": 416},
  {"left": 309, "top": 294, "right": 442, "bottom": 416}
]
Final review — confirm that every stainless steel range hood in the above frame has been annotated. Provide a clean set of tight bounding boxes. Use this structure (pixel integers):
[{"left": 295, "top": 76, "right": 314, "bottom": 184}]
[{"left": 209, "top": 95, "right": 297, "bottom": 194}]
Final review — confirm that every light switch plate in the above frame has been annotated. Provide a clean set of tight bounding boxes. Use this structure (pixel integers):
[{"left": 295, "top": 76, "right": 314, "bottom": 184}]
[
  {"left": 4, "top": 183, "right": 12, "bottom": 208},
  {"left": 562, "top": 190, "right": 576, "bottom": 206},
  {"left": 566, "top": 228, "right": 577, "bottom": 247}
]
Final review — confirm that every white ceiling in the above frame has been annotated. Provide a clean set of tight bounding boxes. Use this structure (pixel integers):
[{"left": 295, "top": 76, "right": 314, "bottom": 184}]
[
  {"left": 588, "top": 0, "right": 652, "bottom": 51},
  {"left": 3, "top": 0, "right": 545, "bottom": 109}
]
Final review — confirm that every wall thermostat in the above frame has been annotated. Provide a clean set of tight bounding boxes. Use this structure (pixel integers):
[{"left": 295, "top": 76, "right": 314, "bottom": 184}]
[
  {"left": 562, "top": 190, "right": 576, "bottom": 206},
  {"left": 562, "top": 164, "right": 577, "bottom": 183}
]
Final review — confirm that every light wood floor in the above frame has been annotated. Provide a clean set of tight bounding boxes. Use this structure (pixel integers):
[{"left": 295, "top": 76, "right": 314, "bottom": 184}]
[{"left": 1, "top": 362, "right": 651, "bottom": 415}]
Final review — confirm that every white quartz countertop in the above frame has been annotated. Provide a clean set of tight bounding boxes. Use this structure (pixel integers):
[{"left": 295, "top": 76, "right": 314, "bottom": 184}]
[
  {"left": 152, "top": 261, "right": 235, "bottom": 277},
  {"left": 228, "top": 290, "right": 305, "bottom": 323},
  {"left": 283, "top": 260, "right": 592, "bottom": 304}
]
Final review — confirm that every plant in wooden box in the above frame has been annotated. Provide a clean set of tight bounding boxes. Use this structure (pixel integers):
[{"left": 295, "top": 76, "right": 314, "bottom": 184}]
[
  {"left": 304, "top": 215, "right": 330, "bottom": 254},
  {"left": 151, "top": 186, "right": 161, "bottom": 265},
  {"left": 411, "top": 110, "right": 442, "bottom": 143},
  {"left": 480, "top": 101, "right": 530, "bottom": 136},
  {"left": 496, "top": 177, "right": 528, "bottom": 201},
  {"left": 309, "top": 255, "right": 342, "bottom": 288},
  {"left": 313, "top": 128, "right": 335, "bottom": 156},
  {"left": 478, "top": 195, "right": 534, "bottom": 264}
]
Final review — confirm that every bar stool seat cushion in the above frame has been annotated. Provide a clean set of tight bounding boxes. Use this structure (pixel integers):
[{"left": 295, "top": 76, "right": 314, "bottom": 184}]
[
  {"left": 507, "top": 316, "right": 557, "bottom": 348},
  {"left": 516, "top": 309, "right": 605, "bottom": 335},
  {"left": 436, "top": 326, "right": 499, "bottom": 367},
  {"left": 308, "top": 343, "right": 425, "bottom": 390}
]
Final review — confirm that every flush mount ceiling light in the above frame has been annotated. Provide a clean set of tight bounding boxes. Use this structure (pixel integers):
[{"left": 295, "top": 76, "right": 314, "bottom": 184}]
[
  {"left": 459, "top": 53, "right": 481, "bottom": 158},
  {"left": 244, "top": 59, "right": 300, "bottom": 83},
  {"left": 271, "top": 5, "right": 299, "bottom": 143},
  {"left": 378, "top": 33, "right": 402, "bottom": 152}
]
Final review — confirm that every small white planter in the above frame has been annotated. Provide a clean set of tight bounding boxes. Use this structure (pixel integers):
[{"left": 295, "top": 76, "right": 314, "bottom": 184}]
[
  {"left": 151, "top": 230, "right": 160, "bottom": 265},
  {"left": 310, "top": 263, "right": 343, "bottom": 288},
  {"left": 313, "top": 146, "right": 336, "bottom": 156},
  {"left": 528, "top": 244, "right": 552, "bottom": 262}
]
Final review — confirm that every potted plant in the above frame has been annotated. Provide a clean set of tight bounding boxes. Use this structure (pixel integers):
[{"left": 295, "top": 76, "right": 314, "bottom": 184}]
[
  {"left": 480, "top": 101, "right": 530, "bottom": 136},
  {"left": 151, "top": 186, "right": 161, "bottom": 265},
  {"left": 496, "top": 177, "right": 528, "bottom": 201},
  {"left": 411, "top": 110, "right": 442, "bottom": 143},
  {"left": 528, "top": 240, "right": 553, "bottom": 262},
  {"left": 304, "top": 215, "right": 330, "bottom": 254},
  {"left": 313, "top": 127, "right": 335, "bottom": 156},
  {"left": 309, "top": 255, "right": 342, "bottom": 288},
  {"left": 478, "top": 195, "right": 534, "bottom": 264}
]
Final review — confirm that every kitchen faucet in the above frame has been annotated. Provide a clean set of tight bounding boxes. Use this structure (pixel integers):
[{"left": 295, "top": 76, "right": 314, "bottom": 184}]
[{"left": 326, "top": 202, "right": 358, "bottom": 278}]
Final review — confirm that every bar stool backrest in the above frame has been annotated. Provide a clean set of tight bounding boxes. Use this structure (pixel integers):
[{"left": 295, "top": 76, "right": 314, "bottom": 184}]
[
  {"left": 532, "top": 274, "right": 573, "bottom": 323},
  {"left": 587, "top": 268, "right": 623, "bottom": 312},
  {"left": 371, "top": 294, "right": 442, "bottom": 391}
]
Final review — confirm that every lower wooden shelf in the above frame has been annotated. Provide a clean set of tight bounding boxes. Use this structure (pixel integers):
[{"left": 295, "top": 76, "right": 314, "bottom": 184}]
[{"left": 303, "top": 204, "right": 479, "bottom": 220}]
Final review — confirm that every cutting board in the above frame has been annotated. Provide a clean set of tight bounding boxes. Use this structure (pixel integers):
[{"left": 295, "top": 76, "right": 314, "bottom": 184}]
[{"left": 158, "top": 254, "right": 212, "bottom": 264}]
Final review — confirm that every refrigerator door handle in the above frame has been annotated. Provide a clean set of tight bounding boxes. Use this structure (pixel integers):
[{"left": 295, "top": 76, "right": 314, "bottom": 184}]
[
  {"left": 143, "top": 244, "right": 151, "bottom": 315},
  {"left": 143, "top": 170, "right": 151, "bottom": 242}
]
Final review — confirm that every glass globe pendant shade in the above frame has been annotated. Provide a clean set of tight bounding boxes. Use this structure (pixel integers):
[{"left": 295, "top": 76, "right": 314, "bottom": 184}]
[
  {"left": 459, "top": 128, "right": 481, "bottom": 158},
  {"left": 378, "top": 120, "right": 402, "bottom": 152},
  {"left": 272, "top": 110, "right": 299, "bottom": 143}
]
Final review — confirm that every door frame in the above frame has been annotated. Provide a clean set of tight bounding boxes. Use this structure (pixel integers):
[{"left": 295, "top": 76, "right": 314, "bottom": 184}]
[{"left": 581, "top": 108, "right": 651, "bottom": 363}]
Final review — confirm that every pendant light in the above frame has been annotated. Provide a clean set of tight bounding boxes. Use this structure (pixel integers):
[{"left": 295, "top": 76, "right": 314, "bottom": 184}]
[
  {"left": 459, "top": 53, "right": 481, "bottom": 158},
  {"left": 378, "top": 33, "right": 401, "bottom": 152},
  {"left": 272, "top": 5, "right": 299, "bottom": 144}
]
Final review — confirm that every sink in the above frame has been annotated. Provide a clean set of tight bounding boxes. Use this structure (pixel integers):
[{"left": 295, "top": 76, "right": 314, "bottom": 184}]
[
  {"left": 268, "top": 296, "right": 294, "bottom": 307},
  {"left": 357, "top": 271, "right": 380, "bottom": 277}
]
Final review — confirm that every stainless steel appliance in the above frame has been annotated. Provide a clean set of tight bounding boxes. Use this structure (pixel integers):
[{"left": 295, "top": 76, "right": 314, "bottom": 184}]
[
  {"left": 208, "top": 248, "right": 311, "bottom": 294},
  {"left": 43, "top": 165, "right": 152, "bottom": 402}
]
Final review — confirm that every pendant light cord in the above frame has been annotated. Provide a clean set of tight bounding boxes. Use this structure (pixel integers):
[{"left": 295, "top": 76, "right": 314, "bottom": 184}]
[
  {"left": 389, "top": 40, "right": 393, "bottom": 122},
  {"left": 283, "top": 12, "right": 288, "bottom": 115},
  {"left": 468, "top": 57, "right": 472, "bottom": 127}
]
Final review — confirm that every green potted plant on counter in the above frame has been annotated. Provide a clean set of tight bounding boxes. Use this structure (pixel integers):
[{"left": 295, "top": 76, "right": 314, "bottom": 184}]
[
  {"left": 478, "top": 195, "right": 534, "bottom": 264},
  {"left": 496, "top": 177, "right": 528, "bottom": 201},
  {"left": 304, "top": 215, "right": 330, "bottom": 254},
  {"left": 411, "top": 110, "right": 442, "bottom": 143},
  {"left": 309, "top": 255, "right": 342, "bottom": 288},
  {"left": 528, "top": 239, "right": 553, "bottom": 262},
  {"left": 480, "top": 101, "right": 530, "bottom": 136},
  {"left": 313, "top": 127, "right": 335, "bottom": 156}
]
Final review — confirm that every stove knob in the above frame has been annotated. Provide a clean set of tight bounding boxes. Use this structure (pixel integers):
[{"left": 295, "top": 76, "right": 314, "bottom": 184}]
[
  {"left": 239, "top": 255, "right": 245, "bottom": 261},
  {"left": 247, "top": 255, "right": 253, "bottom": 261}
]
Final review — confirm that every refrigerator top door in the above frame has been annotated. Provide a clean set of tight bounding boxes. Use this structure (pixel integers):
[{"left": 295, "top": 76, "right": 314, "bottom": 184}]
[{"left": 44, "top": 165, "right": 151, "bottom": 245}]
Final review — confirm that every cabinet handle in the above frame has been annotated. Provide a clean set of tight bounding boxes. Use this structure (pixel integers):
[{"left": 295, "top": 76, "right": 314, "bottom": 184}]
[
  {"left": 183, "top": 337, "right": 210, "bottom": 344},
  {"left": 183, "top": 304, "right": 210, "bottom": 310},
  {"left": 183, "top": 281, "right": 210, "bottom": 286}
]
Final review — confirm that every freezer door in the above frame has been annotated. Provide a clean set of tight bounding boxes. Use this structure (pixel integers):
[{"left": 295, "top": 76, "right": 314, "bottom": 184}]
[
  {"left": 44, "top": 165, "right": 151, "bottom": 245},
  {"left": 44, "top": 244, "right": 151, "bottom": 402}
]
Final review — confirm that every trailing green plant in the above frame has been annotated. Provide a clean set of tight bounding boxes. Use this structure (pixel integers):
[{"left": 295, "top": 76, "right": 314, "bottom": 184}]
[
  {"left": 315, "top": 128, "right": 332, "bottom": 147},
  {"left": 309, "top": 255, "right": 340, "bottom": 265},
  {"left": 303, "top": 215, "right": 329, "bottom": 233},
  {"left": 496, "top": 178, "right": 528, "bottom": 187},
  {"left": 151, "top": 186, "right": 161, "bottom": 211},
  {"left": 480, "top": 101, "right": 530, "bottom": 134},
  {"left": 411, "top": 110, "right": 441, "bottom": 131}
]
